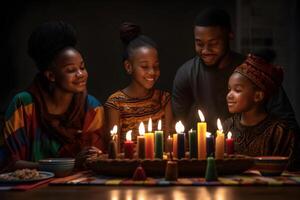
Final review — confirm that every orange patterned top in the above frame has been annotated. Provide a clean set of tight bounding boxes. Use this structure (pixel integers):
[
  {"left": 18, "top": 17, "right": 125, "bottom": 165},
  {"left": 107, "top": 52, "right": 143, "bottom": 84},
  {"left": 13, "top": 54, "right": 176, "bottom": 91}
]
[{"left": 105, "top": 89, "right": 171, "bottom": 148}]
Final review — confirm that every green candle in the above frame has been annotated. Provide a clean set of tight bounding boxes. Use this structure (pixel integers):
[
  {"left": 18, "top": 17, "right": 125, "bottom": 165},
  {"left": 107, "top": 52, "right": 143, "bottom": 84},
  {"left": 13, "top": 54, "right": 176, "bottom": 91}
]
[
  {"left": 188, "top": 129, "right": 198, "bottom": 159},
  {"left": 155, "top": 120, "right": 164, "bottom": 159}
]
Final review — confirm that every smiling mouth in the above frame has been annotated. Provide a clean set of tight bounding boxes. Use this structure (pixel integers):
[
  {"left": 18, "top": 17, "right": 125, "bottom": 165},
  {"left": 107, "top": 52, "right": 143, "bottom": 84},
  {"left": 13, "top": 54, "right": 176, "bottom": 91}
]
[
  {"left": 74, "top": 81, "right": 86, "bottom": 86},
  {"left": 145, "top": 78, "right": 155, "bottom": 81},
  {"left": 227, "top": 102, "right": 236, "bottom": 106}
]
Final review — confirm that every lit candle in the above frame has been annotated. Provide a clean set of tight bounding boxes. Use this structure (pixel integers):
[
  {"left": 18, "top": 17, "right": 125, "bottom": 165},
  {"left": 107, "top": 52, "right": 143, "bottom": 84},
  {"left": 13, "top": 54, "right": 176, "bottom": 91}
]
[
  {"left": 188, "top": 129, "right": 198, "bottom": 159},
  {"left": 167, "top": 135, "right": 173, "bottom": 155},
  {"left": 155, "top": 119, "right": 164, "bottom": 159},
  {"left": 137, "top": 122, "right": 146, "bottom": 159},
  {"left": 108, "top": 125, "right": 118, "bottom": 159},
  {"left": 145, "top": 118, "right": 154, "bottom": 159},
  {"left": 206, "top": 132, "right": 214, "bottom": 157},
  {"left": 215, "top": 119, "right": 225, "bottom": 160},
  {"left": 124, "top": 130, "right": 134, "bottom": 159},
  {"left": 172, "top": 133, "right": 178, "bottom": 158},
  {"left": 197, "top": 110, "right": 207, "bottom": 160},
  {"left": 226, "top": 131, "right": 234, "bottom": 155},
  {"left": 176, "top": 121, "right": 185, "bottom": 159}
]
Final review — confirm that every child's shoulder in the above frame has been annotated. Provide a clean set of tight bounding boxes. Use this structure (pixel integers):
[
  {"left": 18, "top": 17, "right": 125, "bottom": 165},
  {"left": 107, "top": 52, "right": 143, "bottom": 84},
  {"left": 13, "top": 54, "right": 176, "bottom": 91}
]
[
  {"left": 153, "top": 89, "right": 171, "bottom": 98},
  {"left": 152, "top": 89, "right": 171, "bottom": 103},
  {"left": 106, "top": 90, "right": 128, "bottom": 101}
]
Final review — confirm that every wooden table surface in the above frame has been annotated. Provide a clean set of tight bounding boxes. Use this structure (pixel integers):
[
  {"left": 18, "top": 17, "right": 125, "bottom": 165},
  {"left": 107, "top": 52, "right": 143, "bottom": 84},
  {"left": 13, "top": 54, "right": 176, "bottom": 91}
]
[{"left": 1, "top": 185, "right": 300, "bottom": 200}]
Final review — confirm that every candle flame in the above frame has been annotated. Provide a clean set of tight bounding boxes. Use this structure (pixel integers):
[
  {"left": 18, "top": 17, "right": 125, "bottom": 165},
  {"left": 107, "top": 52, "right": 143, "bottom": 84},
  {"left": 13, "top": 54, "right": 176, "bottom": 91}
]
[
  {"left": 126, "top": 130, "right": 132, "bottom": 141},
  {"left": 110, "top": 125, "right": 118, "bottom": 135},
  {"left": 198, "top": 109, "right": 205, "bottom": 122},
  {"left": 168, "top": 135, "right": 171, "bottom": 139},
  {"left": 227, "top": 131, "right": 232, "bottom": 139},
  {"left": 175, "top": 121, "right": 185, "bottom": 133},
  {"left": 148, "top": 118, "right": 152, "bottom": 132},
  {"left": 157, "top": 119, "right": 162, "bottom": 131},
  {"left": 217, "top": 118, "right": 223, "bottom": 132},
  {"left": 139, "top": 122, "right": 145, "bottom": 136},
  {"left": 206, "top": 132, "right": 211, "bottom": 137}
]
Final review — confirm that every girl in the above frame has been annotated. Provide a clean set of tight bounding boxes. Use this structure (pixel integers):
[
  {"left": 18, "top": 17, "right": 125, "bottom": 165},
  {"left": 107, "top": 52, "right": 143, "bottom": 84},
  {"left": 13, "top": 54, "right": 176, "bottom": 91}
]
[
  {"left": 224, "top": 54, "right": 297, "bottom": 169},
  {"left": 105, "top": 22, "right": 173, "bottom": 151},
  {"left": 1, "top": 21, "right": 106, "bottom": 171}
]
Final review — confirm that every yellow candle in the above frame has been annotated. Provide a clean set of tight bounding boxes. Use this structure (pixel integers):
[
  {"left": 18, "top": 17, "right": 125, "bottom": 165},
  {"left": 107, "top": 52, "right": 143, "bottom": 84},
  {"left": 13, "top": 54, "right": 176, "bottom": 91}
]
[
  {"left": 197, "top": 110, "right": 207, "bottom": 160},
  {"left": 145, "top": 118, "right": 154, "bottom": 159},
  {"left": 215, "top": 118, "right": 224, "bottom": 160}
]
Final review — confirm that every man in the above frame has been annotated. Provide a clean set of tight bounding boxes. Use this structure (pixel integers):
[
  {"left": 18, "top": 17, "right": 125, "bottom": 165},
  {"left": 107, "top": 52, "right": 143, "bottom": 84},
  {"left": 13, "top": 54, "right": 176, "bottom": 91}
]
[{"left": 172, "top": 8, "right": 299, "bottom": 133}]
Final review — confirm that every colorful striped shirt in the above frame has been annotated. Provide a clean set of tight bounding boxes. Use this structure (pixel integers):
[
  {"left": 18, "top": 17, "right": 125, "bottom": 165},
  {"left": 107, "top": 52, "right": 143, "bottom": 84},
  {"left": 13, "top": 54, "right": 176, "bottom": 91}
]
[{"left": 0, "top": 91, "right": 105, "bottom": 166}]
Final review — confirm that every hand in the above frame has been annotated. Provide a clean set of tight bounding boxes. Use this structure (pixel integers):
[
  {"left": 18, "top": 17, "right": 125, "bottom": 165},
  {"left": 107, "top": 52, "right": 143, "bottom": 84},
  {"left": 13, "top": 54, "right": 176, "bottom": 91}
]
[{"left": 75, "top": 146, "right": 102, "bottom": 169}]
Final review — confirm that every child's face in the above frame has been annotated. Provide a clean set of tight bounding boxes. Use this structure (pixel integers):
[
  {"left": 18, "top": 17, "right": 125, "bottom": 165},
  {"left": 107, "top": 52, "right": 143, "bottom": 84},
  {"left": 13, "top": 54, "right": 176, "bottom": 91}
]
[
  {"left": 46, "top": 48, "right": 88, "bottom": 93},
  {"left": 128, "top": 47, "right": 160, "bottom": 90},
  {"left": 227, "top": 73, "right": 258, "bottom": 113}
]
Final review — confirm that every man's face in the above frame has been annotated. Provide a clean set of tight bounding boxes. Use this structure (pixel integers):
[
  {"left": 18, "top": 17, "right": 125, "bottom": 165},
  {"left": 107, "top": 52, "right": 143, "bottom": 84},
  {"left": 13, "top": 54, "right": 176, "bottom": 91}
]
[{"left": 194, "top": 26, "right": 230, "bottom": 67}]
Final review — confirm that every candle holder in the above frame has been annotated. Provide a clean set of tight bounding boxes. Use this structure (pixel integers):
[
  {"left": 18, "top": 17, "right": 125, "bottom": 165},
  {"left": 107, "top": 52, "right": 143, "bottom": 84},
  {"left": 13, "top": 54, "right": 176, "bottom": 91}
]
[{"left": 165, "top": 160, "right": 178, "bottom": 181}]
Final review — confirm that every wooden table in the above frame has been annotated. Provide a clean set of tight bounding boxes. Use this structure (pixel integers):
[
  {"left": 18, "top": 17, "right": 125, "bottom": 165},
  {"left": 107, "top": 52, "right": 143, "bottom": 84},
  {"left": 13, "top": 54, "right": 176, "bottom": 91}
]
[{"left": 1, "top": 185, "right": 300, "bottom": 200}]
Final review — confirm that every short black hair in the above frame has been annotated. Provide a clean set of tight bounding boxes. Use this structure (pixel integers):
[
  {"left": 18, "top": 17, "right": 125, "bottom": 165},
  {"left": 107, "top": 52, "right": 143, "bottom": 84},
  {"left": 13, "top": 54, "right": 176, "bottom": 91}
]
[
  {"left": 27, "top": 21, "right": 77, "bottom": 71},
  {"left": 195, "top": 7, "right": 231, "bottom": 31}
]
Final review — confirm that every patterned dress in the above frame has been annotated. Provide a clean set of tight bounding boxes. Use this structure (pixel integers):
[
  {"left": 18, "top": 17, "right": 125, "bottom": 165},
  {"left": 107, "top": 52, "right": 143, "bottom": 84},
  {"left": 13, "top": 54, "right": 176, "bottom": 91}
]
[
  {"left": 105, "top": 89, "right": 171, "bottom": 150},
  {"left": 223, "top": 114, "right": 298, "bottom": 169}
]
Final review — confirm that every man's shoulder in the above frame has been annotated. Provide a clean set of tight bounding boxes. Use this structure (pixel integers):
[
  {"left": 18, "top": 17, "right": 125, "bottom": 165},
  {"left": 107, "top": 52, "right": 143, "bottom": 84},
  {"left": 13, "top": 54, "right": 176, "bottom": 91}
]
[
  {"left": 175, "top": 56, "right": 200, "bottom": 77},
  {"left": 179, "top": 56, "right": 199, "bottom": 70}
]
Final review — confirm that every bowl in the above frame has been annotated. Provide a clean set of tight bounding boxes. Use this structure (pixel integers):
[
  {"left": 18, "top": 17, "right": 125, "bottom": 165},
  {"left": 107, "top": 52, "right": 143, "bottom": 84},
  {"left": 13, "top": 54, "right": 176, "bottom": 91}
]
[
  {"left": 254, "top": 156, "right": 288, "bottom": 176},
  {"left": 39, "top": 158, "right": 75, "bottom": 177}
]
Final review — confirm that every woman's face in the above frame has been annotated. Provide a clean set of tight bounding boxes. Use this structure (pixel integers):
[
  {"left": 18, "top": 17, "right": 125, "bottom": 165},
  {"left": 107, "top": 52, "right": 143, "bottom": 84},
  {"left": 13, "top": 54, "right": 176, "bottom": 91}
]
[
  {"left": 127, "top": 47, "right": 160, "bottom": 90},
  {"left": 227, "top": 73, "right": 257, "bottom": 113},
  {"left": 48, "top": 48, "right": 88, "bottom": 93}
]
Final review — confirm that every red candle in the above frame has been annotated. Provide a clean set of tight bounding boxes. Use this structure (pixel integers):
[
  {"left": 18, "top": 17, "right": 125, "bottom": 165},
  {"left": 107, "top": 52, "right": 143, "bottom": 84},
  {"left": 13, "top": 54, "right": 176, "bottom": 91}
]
[
  {"left": 124, "top": 130, "right": 134, "bottom": 159},
  {"left": 226, "top": 131, "right": 234, "bottom": 155}
]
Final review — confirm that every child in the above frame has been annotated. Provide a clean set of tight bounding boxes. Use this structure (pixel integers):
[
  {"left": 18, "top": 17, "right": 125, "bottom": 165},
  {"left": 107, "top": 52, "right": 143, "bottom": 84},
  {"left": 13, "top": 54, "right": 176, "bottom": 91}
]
[
  {"left": 105, "top": 22, "right": 173, "bottom": 151},
  {"left": 224, "top": 54, "right": 297, "bottom": 168},
  {"left": 1, "top": 21, "right": 106, "bottom": 171}
]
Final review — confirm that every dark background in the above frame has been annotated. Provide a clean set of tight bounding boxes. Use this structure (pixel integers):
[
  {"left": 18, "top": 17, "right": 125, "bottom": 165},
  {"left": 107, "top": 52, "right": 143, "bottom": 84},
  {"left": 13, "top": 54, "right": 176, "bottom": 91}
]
[{"left": 0, "top": 0, "right": 299, "bottom": 124}]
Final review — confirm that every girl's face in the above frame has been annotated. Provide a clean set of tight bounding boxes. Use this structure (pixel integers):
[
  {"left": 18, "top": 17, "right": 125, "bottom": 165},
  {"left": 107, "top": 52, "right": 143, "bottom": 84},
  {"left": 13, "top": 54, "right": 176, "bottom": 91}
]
[
  {"left": 227, "top": 73, "right": 259, "bottom": 113},
  {"left": 46, "top": 48, "right": 88, "bottom": 93},
  {"left": 127, "top": 47, "right": 160, "bottom": 90}
]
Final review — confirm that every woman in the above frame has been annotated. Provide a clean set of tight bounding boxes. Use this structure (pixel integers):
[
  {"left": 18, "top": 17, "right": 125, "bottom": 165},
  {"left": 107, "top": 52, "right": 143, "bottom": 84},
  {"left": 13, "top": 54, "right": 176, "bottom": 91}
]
[{"left": 1, "top": 21, "right": 106, "bottom": 170}]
